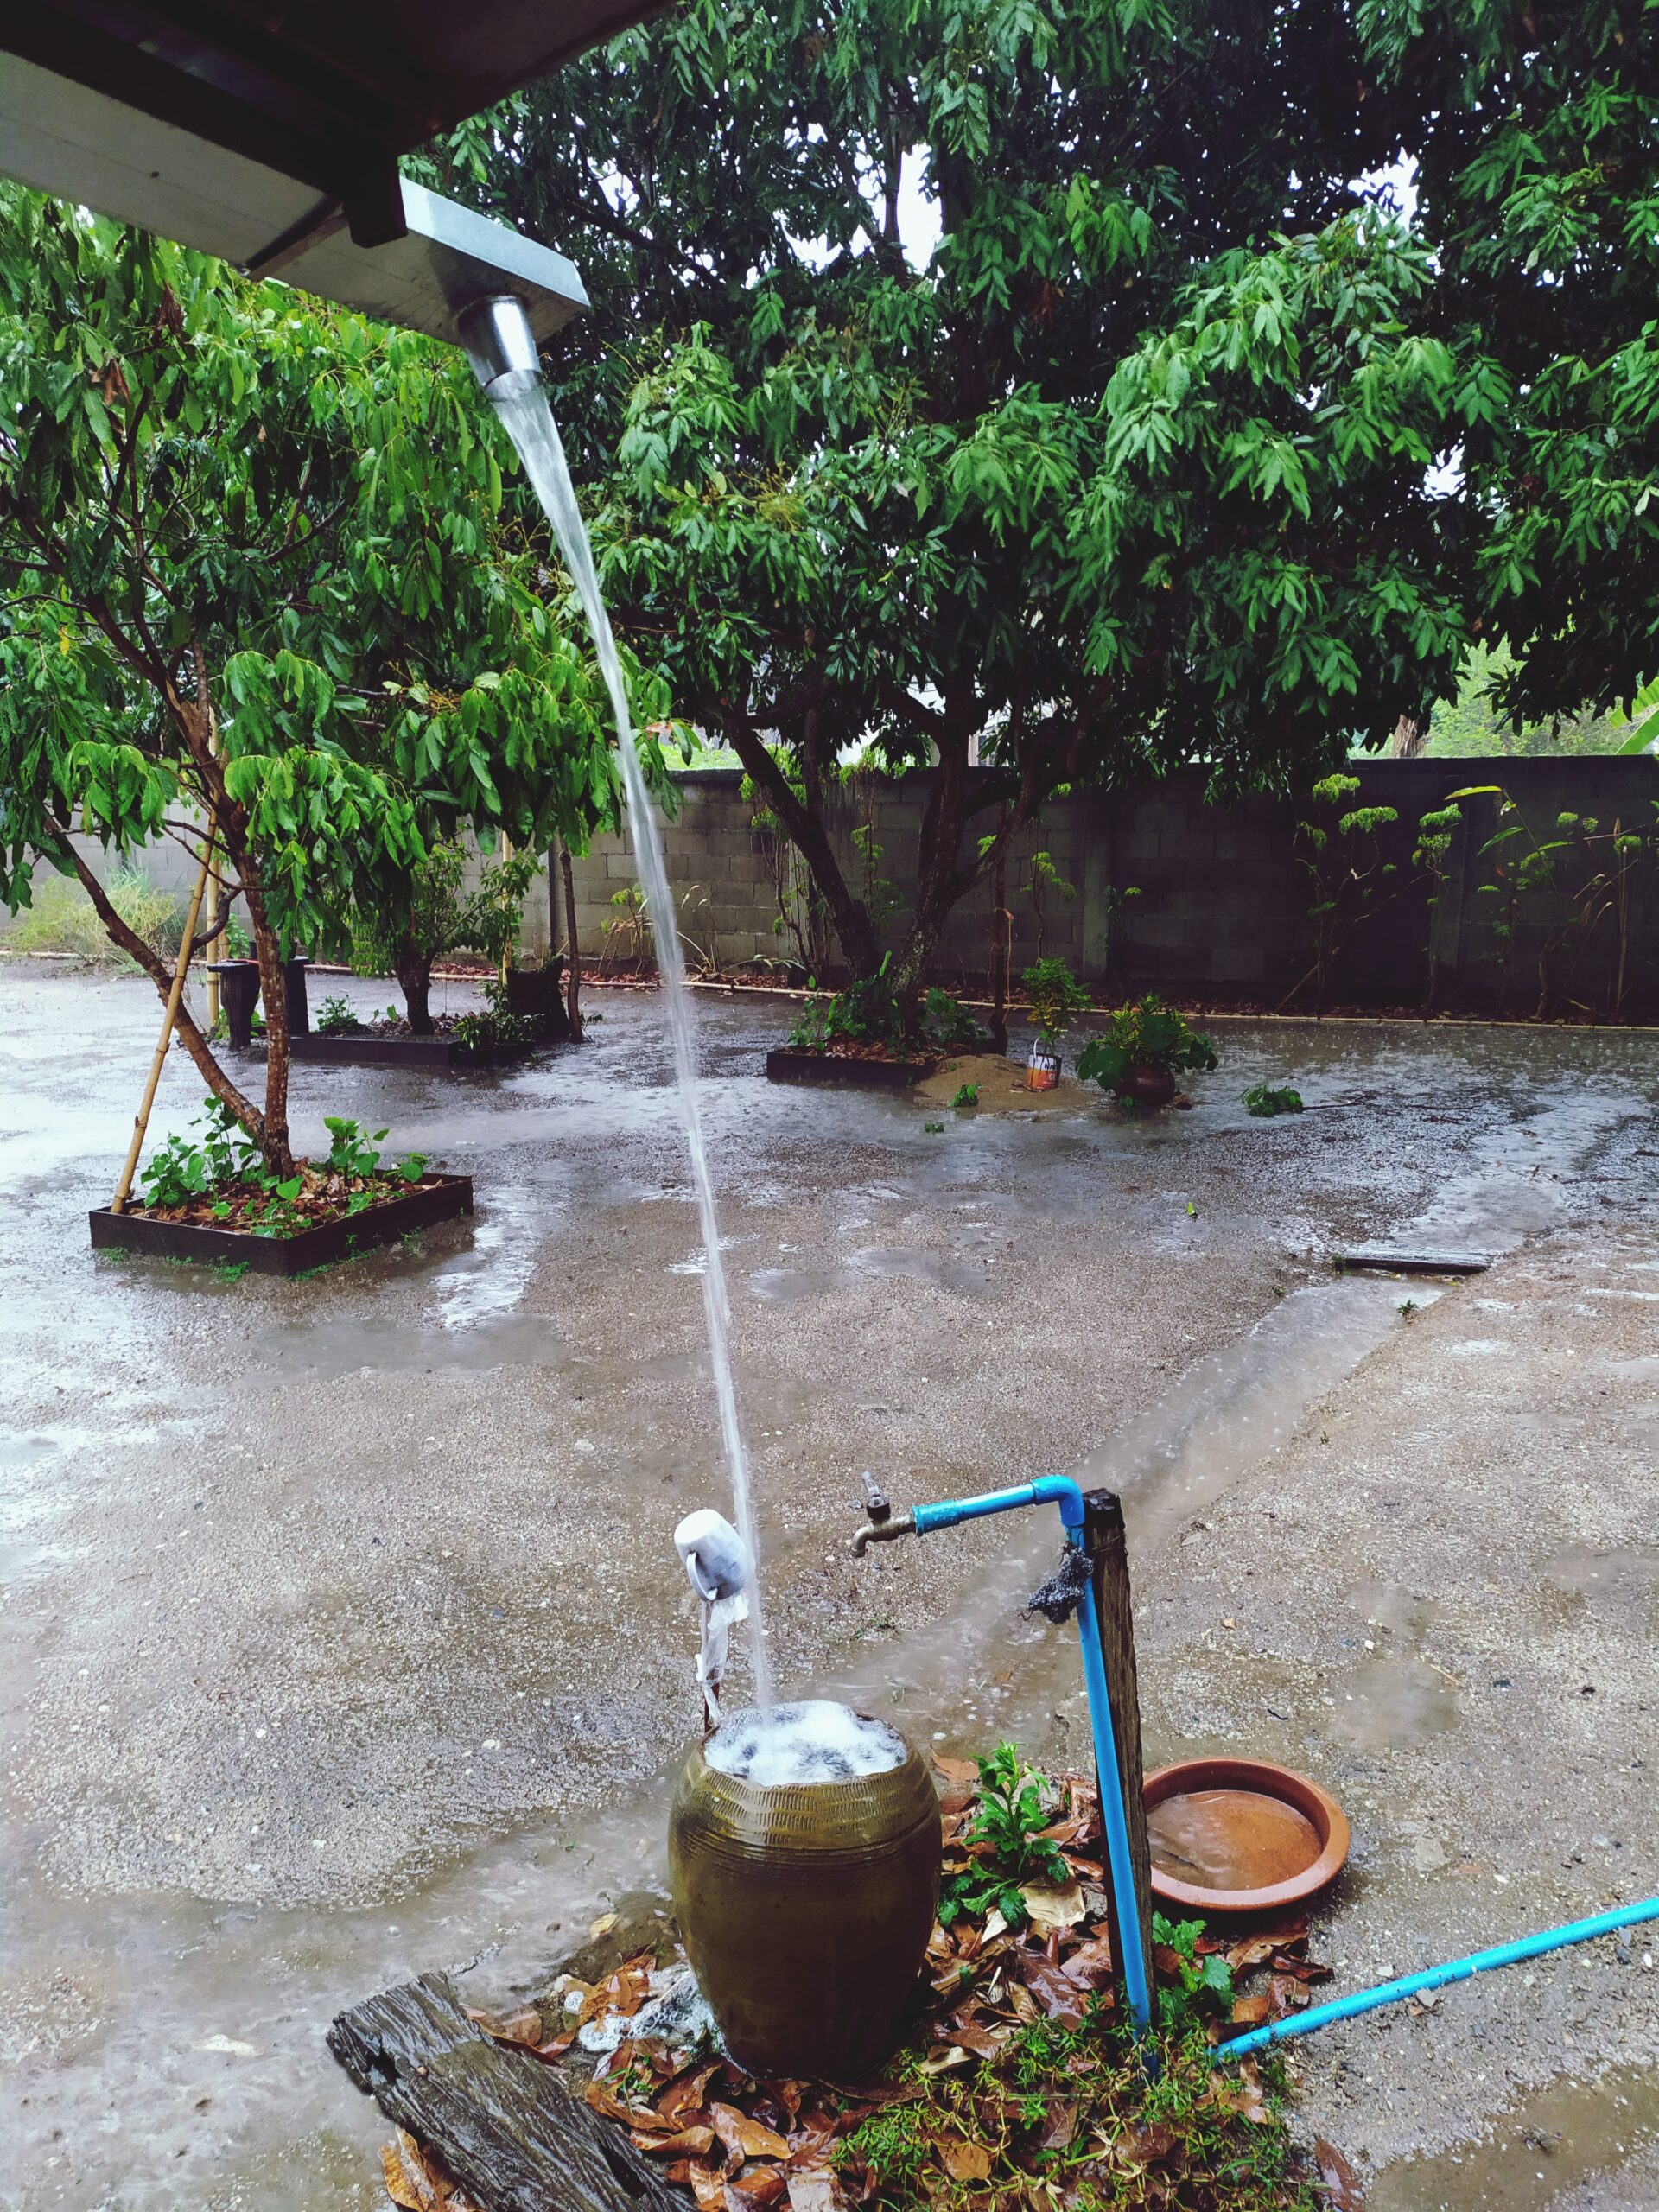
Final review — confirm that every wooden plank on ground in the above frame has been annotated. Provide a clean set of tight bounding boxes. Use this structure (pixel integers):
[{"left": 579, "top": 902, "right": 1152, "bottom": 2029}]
[
  {"left": 327, "top": 1971, "right": 686, "bottom": 2212},
  {"left": 1338, "top": 1249, "right": 1491, "bottom": 1276}
]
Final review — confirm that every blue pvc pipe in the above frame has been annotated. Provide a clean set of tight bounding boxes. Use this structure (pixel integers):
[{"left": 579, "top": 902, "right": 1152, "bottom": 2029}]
[
  {"left": 912, "top": 1475, "right": 1086, "bottom": 1535},
  {"left": 1215, "top": 1896, "right": 1659, "bottom": 2062},
  {"left": 903, "top": 1475, "right": 1152, "bottom": 2045}
]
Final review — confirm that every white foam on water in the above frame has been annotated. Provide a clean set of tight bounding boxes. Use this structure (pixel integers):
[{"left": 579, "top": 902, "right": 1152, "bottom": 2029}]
[
  {"left": 491, "top": 382, "right": 772, "bottom": 1707},
  {"left": 705, "top": 1700, "right": 907, "bottom": 1787}
]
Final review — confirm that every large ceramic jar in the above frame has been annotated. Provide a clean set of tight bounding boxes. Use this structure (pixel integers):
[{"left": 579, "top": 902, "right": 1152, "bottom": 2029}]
[{"left": 668, "top": 1725, "right": 941, "bottom": 2081}]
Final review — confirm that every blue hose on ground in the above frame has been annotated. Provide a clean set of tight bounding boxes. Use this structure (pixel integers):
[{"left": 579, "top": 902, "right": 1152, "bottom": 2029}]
[{"left": 1214, "top": 1896, "right": 1659, "bottom": 2063}]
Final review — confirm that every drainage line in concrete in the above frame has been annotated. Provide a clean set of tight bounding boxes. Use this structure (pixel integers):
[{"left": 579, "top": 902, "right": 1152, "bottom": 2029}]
[{"left": 1214, "top": 1897, "right": 1659, "bottom": 2063}]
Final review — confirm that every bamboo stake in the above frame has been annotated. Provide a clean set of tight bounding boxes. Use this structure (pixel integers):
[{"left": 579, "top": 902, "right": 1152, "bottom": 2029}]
[{"left": 111, "top": 847, "right": 215, "bottom": 1214}]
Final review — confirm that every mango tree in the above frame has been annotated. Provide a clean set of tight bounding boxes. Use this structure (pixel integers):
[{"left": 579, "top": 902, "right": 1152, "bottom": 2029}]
[
  {"left": 0, "top": 184, "right": 664, "bottom": 1168},
  {"left": 441, "top": 0, "right": 1657, "bottom": 1018}
]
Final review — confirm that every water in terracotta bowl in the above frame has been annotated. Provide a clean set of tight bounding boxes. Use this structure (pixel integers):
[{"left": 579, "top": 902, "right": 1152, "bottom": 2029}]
[{"left": 1145, "top": 1757, "right": 1349, "bottom": 1916}]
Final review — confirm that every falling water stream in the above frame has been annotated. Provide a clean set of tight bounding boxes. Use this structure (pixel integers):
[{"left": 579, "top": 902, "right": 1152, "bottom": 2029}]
[{"left": 489, "top": 383, "right": 772, "bottom": 1707}]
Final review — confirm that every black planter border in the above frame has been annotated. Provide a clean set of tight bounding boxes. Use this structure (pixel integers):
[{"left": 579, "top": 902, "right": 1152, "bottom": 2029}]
[
  {"left": 289, "top": 1033, "right": 553, "bottom": 1071},
  {"left": 90, "top": 1173, "right": 474, "bottom": 1276},
  {"left": 765, "top": 1047, "right": 938, "bottom": 1090}
]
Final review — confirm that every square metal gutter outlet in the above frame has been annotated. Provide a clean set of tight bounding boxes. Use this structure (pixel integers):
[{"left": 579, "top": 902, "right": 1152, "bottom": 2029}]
[{"left": 0, "top": 2, "right": 639, "bottom": 344}]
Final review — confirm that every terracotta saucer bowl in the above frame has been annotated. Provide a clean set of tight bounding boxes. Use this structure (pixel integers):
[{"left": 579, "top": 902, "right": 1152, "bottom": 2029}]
[{"left": 1144, "top": 1757, "right": 1350, "bottom": 1916}]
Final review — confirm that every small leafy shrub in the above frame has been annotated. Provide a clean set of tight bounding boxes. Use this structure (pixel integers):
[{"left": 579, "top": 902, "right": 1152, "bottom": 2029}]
[
  {"left": 7, "top": 867, "right": 177, "bottom": 964},
  {"left": 1077, "top": 995, "right": 1217, "bottom": 1103},
  {"left": 1021, "top": 957, "right": 1092, "bottom": 1050},
  {"left": 950, "top": 1083, "right": 979, "bottom": 1109},
  {"left": 788, "top": 961, "right": 975, "bottom": 1055},
  {"left": 938, "top": 1743, "right": 1069, "bottom": 1930},
  {"left": 923, "top": 1119, "right": 944, "bottom": 1134},
  {"left": 315, "top": 995, "right": 358, "bottom": 1033},
  {"left": 453, "top": 979, "right": 535, "bottom": 1053},
  {"left": 918, "top": 987, "right": 976, "bottom": 1050},
  {"left": 1242, "top": 1083, "right": 1304, "bottom": 1117},
  {"left": 140, "top": 1098, "right": 262, "bottom": 1206},
  {"left": 1154, "top": 1911, "right": 1236, "bottom": 2034}
]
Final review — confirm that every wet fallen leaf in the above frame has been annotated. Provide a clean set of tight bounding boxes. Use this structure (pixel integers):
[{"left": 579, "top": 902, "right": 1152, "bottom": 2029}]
[
  {"left": 687, "top": 2162, "right": 728, "bottom": 2212},
  {"left": 727, "top": 2164, "right": 789, "bottom": 2208},
  {"left": 1268, "top": 1974, "right": 1311, "bottom": 2018},
  {"left": 464, "top": 2000, "right": 543, "bottom": 2050},
  {"left": 659, "top": 2061, "right": 721, "bottom": 2126},
  {"left": 936, "top": 2138, "right": 993, "bottom": 2181},
  {"left": 1018, "top": 1958, "right": 1090, "bottom": 2028},
  {"left": 588, "top": 1911, "right": 619, "bottom": 1938},
  {"left": 1061, "top": 1934, "right": 1116, "bottom": 1989},
  {"left": 785, "top": 2169, "right": 843, "bottom": 2212},
  {"left": 1212, "top": 2069, "right": 1272, "bottom": 2126},
  {"left": 1230, "top": 1995, "right": 1272, "bottom": 2027},
  {"left": 947, "top": 2020, "right": 1012, "bottom": 2058},
  {"left": 709, "top": 2101, "right": 791, "bottom": 2162},
  {"left": 586, "top": 2078, "right": 652, "bottom": 2126},
  {"left": 1314, "top": 2137, "right": 1365, "bottom": 2209},
  {"left": 1122, "top": 2121, "right": 1182, "bottom": 2170},
  {"left": 1039, "top": 2100, "right": 1078, "bottom": 2152},
  {"left": 918, "top": 2045, "right": 973, "bottom": 2074},
  {"left": 1224, "top": 1936, "right": 1283, "bottom": 1976},
  {"left": 1020, "top": 1878, "right": 1087, "bottom": 1933},
  {"left": 632, "top": 2125, "right": 718, "bottom": 2157},
  {"left": 378, "top": 2132, "right": 480, "bottom": 2212},
  {"left": 932, "top": 1753, "right": 979, "bottom": 1788}
]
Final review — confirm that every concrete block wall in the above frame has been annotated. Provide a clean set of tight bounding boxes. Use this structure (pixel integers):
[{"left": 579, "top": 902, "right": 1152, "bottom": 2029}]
[
  {"left": 22, "top": 757, "right": 1659, "bottom": 1020},
  {"left": 555, "top": 758, "right": 1659, "bottom": 1019}
]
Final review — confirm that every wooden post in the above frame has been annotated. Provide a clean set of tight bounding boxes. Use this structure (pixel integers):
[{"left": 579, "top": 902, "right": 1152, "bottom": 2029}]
[
  {"left": 559, "top": 840, "right": 584, "bottom": 1040},
  {"left": 1083, "top": 1488, "right": 1154, "bottom": 2002},
  {"left": 111, "top": 846, "right": 215, "bottom": 1214}
]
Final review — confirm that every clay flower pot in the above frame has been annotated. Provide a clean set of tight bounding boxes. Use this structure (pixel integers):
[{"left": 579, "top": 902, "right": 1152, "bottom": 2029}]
[
  {"left": 1145, "top": 1757, "right": 1350, "bottom": 1916},
  {"left": 1125, "top": 1065, "right": 1177, "bottom": 1111},
  {"left": 669, "top": 1726, "right": 940, "bottom": 2080}
]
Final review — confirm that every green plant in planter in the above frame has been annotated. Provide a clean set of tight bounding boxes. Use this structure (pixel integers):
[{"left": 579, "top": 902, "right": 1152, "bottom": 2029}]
[
  {"left": 315, "top": 995, "right": 357, "bottom": 1034},
  {"left": 1077, "top": 995, "right": 1217, "bottom": 1106},
  {"left": 1020, "top": 957, "right": 1092, "bottom": 1056},
  {"left": 786, "top": 958, "right": 976, "bottom": 1056}
]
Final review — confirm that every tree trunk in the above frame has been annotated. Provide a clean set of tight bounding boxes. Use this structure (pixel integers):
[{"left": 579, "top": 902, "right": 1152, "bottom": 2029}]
[
  {"left": 397, "top": 942, "right": 435, "bottom": 1034},
  {"left": 558, "top": 842, "right": 585, "bottom": 1040},
  {"left": 724, "top": 717, "right": 880, "bottom": 981},
  {"left": 989, "top": 804, "right": 1010, "bottom": 1054},
  {"left": 55, "top": 831, "right": 264, "bottom": 1141}
]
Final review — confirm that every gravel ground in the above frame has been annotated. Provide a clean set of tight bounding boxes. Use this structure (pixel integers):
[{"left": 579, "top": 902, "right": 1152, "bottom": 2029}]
[{"left": 0, "top": 958, "right": 1654, "bottom": 2209}]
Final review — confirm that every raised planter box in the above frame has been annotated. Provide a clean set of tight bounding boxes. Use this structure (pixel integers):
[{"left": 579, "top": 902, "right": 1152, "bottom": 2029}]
[
  {"left": 289, "top": 1033, "right": 553, "bottom": 1071},
  {"left": 89, "top": 1173, "right": 474, "bottom": 1276},
  {"left": 766, "top": 1048, "right": 937, "bottom": 1090}
]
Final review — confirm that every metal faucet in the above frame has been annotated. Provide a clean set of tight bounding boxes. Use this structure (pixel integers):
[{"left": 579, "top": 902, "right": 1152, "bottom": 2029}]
[
  {"left": 846, "top": 1468, "right": 1154, "bottom": 2051},
  {"left": 851, "top": 1472, "right": 916, "bottom": 1554}
]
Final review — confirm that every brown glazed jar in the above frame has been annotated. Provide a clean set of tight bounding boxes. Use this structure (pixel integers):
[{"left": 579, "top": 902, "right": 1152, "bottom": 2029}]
[{"left": 668, "top": 1728, "right": 941, "bottom": 2082}]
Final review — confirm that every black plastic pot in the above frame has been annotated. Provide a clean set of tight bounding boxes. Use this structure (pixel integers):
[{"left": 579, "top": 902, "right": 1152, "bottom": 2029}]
[
  {"left": 89, "top": 1173, "right": 473, "bottom": 1276},
  {"left": 207, "top": 957, "right": 310, "bottom": 1047},
  {"left": 503, "top": 958, "right": 569, "bottom": 1036}
]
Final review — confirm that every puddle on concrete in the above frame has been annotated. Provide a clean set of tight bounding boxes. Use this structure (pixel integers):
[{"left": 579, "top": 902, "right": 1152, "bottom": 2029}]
[{"left": 1367, "top": 2063, "right": 1659, "bottom": 2212}]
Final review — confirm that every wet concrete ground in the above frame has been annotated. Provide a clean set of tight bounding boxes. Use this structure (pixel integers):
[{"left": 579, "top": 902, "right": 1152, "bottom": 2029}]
[{"left": 0, "top": 959, "right": 1655, "bottom": 2209}]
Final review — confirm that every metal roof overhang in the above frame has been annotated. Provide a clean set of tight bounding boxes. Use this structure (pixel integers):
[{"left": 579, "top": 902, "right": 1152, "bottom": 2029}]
[{"left": 0, "top": 1, "right": 660, "bottom": 341}]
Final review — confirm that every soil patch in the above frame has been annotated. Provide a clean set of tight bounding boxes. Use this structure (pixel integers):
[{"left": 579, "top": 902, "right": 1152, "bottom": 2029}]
[{"left": 916, "top": 1050, "right": 1100, "bottom": 1115}]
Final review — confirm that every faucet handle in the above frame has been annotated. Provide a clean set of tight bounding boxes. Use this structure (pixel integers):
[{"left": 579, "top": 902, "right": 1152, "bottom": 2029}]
[{"left": 860, "top": 1472, "right": 891, "bottom": 1525}]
